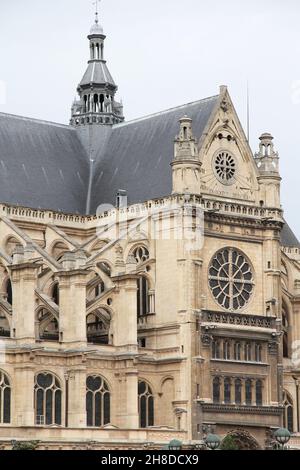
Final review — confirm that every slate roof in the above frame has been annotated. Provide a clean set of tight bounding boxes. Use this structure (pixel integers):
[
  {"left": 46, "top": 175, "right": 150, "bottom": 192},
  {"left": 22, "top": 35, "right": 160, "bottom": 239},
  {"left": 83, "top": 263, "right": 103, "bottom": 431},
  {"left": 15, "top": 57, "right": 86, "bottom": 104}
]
[
  {"left": 281, "top": 221, "right": 300, "bottom": 247},
  {"left": 89, "top": 95, "right": 219, "bottom": 212},
  {"left": 0, "top": 95, "right": 299, "bottom": 247},
  {"left": 80, "top": 61, "right": 115, "bottom": 87},
  {"left": 0, "top": 113, "right": 89, "bottom": 214}
]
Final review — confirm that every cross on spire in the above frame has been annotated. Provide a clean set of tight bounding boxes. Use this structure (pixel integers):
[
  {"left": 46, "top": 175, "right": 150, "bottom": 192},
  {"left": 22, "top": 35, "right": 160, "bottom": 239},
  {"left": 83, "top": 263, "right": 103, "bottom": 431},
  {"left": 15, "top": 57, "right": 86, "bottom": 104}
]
[{"left": 93, "top": 0, "right": 101, "bottom": 24}]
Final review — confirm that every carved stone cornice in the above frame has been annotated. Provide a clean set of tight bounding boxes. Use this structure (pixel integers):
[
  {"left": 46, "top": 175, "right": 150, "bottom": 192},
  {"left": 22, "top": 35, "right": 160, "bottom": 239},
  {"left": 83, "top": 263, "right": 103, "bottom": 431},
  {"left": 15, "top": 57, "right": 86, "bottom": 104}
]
[
  {"left": 199, "top": 402, "right": 283, "bottom": 416},
  {"left": 201, "top": 310, "right": 276, "bottom": 329}
]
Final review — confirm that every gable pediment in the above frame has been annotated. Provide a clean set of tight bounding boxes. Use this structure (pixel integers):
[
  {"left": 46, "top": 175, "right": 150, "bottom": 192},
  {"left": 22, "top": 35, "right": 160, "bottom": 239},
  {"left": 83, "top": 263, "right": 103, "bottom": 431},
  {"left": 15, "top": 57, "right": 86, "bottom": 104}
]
[{"left": 199, "top": 89, "right": 260, "bottom": 203}]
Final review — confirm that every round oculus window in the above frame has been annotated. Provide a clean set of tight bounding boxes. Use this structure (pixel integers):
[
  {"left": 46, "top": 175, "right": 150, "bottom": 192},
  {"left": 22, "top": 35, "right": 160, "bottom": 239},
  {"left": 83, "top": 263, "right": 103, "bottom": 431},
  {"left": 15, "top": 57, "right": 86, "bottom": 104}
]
[
  {"left": 209, "top": 248, "right": 254, "bottom": 311},
  {"left": 213, "top": 151, "right": 237, "bottom": 185}
]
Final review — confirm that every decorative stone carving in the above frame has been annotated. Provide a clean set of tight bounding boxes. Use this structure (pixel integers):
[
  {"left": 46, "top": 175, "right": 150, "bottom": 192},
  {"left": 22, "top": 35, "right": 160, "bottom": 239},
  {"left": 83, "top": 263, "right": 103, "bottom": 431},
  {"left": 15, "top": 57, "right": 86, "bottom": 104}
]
[
  {"left": 268, "top": 341, "right": 278, "bottom": 355},
  {"left": 201, "top": 334, "right": 212, "bottom": 348}
]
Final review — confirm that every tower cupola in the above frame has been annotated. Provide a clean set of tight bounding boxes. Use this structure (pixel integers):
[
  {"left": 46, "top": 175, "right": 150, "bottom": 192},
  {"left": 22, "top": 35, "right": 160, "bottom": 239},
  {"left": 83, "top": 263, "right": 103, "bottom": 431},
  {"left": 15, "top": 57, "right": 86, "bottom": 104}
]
[{"left": 70, "top": 6, "right": 124, "bottom": 127}]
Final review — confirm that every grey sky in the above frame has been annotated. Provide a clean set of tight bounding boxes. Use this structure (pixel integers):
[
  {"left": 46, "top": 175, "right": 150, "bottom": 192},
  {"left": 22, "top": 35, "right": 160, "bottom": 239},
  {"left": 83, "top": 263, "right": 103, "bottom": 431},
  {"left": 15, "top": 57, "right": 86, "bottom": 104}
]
[{"left": 1, "top": 0, "right": 300, "bottom": 236}]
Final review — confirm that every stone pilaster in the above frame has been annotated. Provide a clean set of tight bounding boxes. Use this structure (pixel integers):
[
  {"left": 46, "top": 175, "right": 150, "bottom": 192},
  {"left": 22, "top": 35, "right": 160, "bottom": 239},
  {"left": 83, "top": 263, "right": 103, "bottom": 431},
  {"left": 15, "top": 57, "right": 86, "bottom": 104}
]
[
  {"left": 13, "top": 366, "right": 35, "bottom": 426},
  {"left": 111, "top": 275, "right": 138, "bottom": 351},
  {"left": 67, "top": 368, "right": 86, "bottom": 428},
  {"left": 115, "top": 369, "right": 139, "bottom": 429},
  {"left": 10, "top": 259, "right": 41, "bottom": 343},
  {"left": 57, "top": 268, "right": 88, "bottom": 347}
]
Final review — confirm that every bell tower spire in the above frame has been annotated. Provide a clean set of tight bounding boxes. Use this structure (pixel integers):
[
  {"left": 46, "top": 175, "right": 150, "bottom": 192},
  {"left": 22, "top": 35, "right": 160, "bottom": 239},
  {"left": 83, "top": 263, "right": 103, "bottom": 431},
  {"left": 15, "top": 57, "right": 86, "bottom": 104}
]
[{"left": 70, "top": 2, "right": 124, "bottom": 127}]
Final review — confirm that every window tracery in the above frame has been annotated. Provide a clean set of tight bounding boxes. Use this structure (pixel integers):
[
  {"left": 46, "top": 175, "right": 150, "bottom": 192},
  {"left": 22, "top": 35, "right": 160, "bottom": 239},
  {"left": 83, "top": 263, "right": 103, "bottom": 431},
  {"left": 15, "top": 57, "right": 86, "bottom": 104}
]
[{"left": 209, "top": 248, "right": 254, "bottom": 310}]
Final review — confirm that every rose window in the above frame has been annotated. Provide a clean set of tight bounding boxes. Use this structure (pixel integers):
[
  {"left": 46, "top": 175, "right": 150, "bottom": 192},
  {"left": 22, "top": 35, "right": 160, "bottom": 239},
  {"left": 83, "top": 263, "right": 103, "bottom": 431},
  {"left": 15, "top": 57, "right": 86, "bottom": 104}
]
[
  {"left": 209, "top": 248, "right": 254, "bottom": 310},
  {"left": 213, "top": 151, "right": 236, "bottom": 185}
]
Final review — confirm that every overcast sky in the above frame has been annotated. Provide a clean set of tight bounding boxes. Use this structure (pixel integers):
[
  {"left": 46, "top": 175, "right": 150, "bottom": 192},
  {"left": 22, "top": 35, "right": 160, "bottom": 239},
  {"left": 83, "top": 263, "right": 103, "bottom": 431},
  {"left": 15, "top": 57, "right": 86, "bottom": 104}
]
[{"left": 1, "top": 0, "right": 300, "bottom": 236}]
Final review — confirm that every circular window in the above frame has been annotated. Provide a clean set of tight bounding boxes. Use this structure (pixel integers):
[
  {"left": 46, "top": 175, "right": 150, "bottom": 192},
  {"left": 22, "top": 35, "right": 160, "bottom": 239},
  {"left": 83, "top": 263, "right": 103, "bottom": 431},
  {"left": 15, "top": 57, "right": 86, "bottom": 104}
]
[
  {"left": 213, "top": 151, "right": 236, "bottom": 185},
  {"left": 209, "top": 248, "right": 254, "bottom": 311}
]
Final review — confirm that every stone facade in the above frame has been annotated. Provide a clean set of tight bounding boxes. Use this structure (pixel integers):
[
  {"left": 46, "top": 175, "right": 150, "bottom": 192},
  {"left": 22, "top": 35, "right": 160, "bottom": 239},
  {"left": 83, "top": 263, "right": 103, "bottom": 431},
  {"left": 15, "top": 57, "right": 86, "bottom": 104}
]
[{"left": 0, "top": 13, "right": 299, "bottom": 451}]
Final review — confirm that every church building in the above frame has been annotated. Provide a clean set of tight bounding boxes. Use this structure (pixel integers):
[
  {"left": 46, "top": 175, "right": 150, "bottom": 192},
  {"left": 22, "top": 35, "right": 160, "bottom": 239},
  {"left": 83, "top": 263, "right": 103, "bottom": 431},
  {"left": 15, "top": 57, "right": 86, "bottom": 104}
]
[{"left": 0, "top": 11, "right": 299, "bottom": 450}]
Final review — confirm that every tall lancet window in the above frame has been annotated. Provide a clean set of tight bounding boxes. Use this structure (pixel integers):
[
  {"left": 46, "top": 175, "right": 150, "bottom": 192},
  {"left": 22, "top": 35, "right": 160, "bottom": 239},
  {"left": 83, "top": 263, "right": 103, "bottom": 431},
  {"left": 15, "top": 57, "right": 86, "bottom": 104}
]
[
  {"left": 34, "top": 373, "right": 62, "bottom": 426},
  {"left": 0, "top": 371, "right": 11, "bottom": 424},
  {"left": 86, "top": 376, "right": 110, "bottom": 427},
  {"left": 138, "top": 381, "right": 154, "bottom": 428}
]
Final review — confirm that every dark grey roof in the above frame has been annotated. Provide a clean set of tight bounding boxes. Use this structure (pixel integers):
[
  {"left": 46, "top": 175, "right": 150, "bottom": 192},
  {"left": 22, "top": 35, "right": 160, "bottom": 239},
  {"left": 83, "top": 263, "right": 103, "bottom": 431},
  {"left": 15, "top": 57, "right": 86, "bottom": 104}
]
[
  {"left": 80, "top": 61, "right": 115, "bottom": 87},
  {"left": 281, "top": 220, "right": 300, "bottom": 247},
  {"left": 89, "top": 96, "right": 219, "bottom": 212},
  {"left": 0, "top": 113, "right": 89, "bottom": 213}
]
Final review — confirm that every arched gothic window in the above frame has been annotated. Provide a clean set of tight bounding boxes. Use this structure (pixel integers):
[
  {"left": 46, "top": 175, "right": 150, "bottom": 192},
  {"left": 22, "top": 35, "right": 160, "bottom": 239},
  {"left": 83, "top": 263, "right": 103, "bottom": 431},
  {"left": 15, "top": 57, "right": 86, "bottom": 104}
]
[
  {"left": 86, "top": 376, "right": 110, "bottom": 427},
  {"left": 245, "top": 379, "right": 252, "bottom": 405},
  {"left": 234, "top": 342, "right": 241, "bottom": 361},
  {"left": 37, "top": 309, "right": 59, "bottom": 341},
  {"left": 235, "top": 379, "right": 242, "bottom": 405},
  {"left": 34, "top": 373, "right": 62, "bottom": 426},
  {"left": 6, "top": 279, "right": 12, "bottom": 305},
  {"left": 282, "top": 309, "right": 289, "bottom": 358},
  {"left": 86, "top": 309, "right": 111, "bottom": 345},
  {"left": 137, "top": 277, "right": 149, "bottom": 317},
  {"left": 95, "top": 281, "right": 105, "bottom": 298},
  {"left": 283, "top": 391, "right": 294, "bottom": 432},
  {"left": 0, "top": 371, "right": 10, "bottom": 424},
  {"left": 133, "top": 246, "right": 149, "bottom": 264},
  {"left": 52, "top": 283, "right": 59, "bottom": 305},
  {"left": 87, "top": 274, "right": 105, "bottom": 302},
  {"left": 224, "top": 378, "right": 231, "bottom": 404},
  {"left": 213, "top": 377, "right": 221, "bottom": 404},
  {"left": 138, "top": 381, "right": 154, "bottom": 428},
  {"left": 256, "top": 380, "right": 263, "bottom": 406}
]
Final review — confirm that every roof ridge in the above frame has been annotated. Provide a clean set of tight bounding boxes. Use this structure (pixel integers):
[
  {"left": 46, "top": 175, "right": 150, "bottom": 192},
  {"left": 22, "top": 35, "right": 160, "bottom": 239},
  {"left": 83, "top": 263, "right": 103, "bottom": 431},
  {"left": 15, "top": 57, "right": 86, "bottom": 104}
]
[
  {"left": 113, "top": 94, "right": 219, "bottom": 128},
  {"left": 0, "top": 112, "right": 72, "bottom": 130}
]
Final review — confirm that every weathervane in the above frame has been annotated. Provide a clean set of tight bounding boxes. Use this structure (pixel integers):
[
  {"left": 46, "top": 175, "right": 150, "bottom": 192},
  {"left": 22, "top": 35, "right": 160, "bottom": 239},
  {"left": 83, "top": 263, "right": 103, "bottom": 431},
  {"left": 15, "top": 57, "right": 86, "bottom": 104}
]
[{"left": 93, "top": 0, "right": 101, "bottom": 24}]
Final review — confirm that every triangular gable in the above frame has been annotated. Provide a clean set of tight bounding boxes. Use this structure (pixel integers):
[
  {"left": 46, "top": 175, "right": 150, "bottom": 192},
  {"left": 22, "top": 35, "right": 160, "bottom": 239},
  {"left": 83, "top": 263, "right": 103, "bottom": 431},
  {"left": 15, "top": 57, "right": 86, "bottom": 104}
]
[{"left": 199, "top": 86, "right": 261, "bottom": 203}]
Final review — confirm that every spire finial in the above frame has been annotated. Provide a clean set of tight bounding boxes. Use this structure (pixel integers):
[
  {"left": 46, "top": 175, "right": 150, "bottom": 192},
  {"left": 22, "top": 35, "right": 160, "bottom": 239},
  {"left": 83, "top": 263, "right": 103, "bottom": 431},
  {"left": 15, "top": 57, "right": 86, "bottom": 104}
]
[{"left": 93, "top": 0, "right": 101, "bottom": 24}]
